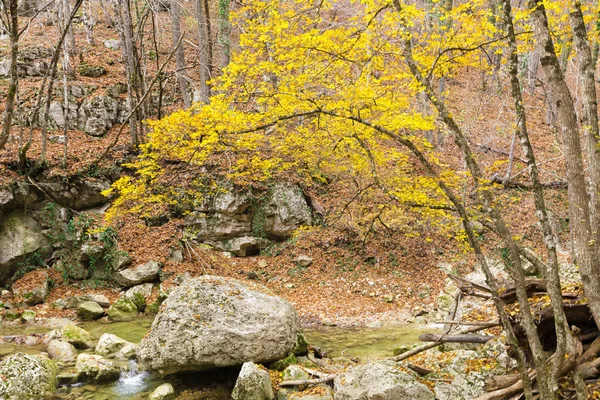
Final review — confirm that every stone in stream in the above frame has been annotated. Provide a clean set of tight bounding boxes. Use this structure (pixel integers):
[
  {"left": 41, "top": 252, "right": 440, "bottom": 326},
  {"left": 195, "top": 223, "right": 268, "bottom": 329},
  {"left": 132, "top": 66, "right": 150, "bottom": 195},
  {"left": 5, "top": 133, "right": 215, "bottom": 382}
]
[
  {"left": 77, "top": 301, "right": 105, "bottom": 320},
  {"left": 231, "top": 362, "right": 274, "bottom": 400},
  {"left": 75, "top": 353, "right": 121, "bottom": 383},
  {"left": 149, "top": 382, "right": 176, "bottom": 400},
  {"left": 95, "top": 333, "right": 136, "bottom": 359},
  {"left": 137, "top": 275, "right": 303, "bottom": 374},
  {"left": 47, "top": 339, "right": 78, "bottom": 364},
  {"left": 21, "top": 309, "right": 36, "bottom": 322},
  {"left": 61, "top": 323, "right": 96, "bottom": 349},
  {"left": 333, "top": 360, "right": 434, "bottom": 400},
  {"left": 107, "top": 296, "right": 138, "bottom": 321},
  {"left": 0, "top": 353, "right": 58, "bottom": 400}
]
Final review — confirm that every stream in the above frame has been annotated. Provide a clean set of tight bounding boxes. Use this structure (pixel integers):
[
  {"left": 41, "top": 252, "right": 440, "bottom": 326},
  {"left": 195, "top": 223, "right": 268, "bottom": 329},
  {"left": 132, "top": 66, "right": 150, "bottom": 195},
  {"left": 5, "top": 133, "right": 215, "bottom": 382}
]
[{"left": 0, "top": 318, "right": 435, "bottom": 399}]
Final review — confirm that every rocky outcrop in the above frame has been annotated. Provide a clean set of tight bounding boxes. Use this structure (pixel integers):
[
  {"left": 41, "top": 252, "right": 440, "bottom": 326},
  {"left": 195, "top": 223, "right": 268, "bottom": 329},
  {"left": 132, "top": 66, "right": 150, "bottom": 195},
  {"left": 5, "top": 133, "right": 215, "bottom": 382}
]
[
  {"left": 37, "top": 177, "right": 111, "bottom": 210},
  {"left": 0, "top": 353, "right": 58, "bottom": 400},
  {"left": 231, "top": 362, "right": 274, "bottom": 400},
  {"left": 137, "top": 276, "right": 303, "bottom": 374},
  {"left": 0, "top": 45, "right": 51, "bottom": 77},
  {"left": 0, "top": 211, "right": 50, "bottom": 284},
  {"left": 186, "top": 183, "right": 313, "bottom": 256},
  {"left": 78, "top": 95, "right": 121, "bottom": 136},
  {"left": 95, "top": 333, "right": 136, "bottom": 359},
  {"left": 333, "top": 361, "right": 434, "bottom": 400}
]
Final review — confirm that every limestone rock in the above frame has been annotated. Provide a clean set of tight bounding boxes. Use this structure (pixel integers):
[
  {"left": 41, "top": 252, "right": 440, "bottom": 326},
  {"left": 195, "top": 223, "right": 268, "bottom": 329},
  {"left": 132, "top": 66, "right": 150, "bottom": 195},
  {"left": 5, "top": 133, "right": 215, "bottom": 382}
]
[
  {"left": 149, "top": 383, "right": 175, "bottom": 400},
  {"left": 137, "top": 275, "right": 303, "bottom": 374},
  {"left": 262, "top": 183, "right": 312, "bottom": 238},
  {"left": 231, "top": 362, "right": 274, "bottom": 400},
  {"left": 103, "top": 39, "right": 120, "bottom": 50},
  {"left": 76, "top": 353, "right": 120, "bottom": 383},
  {"left": 95, "top": 333, "right": 132, "bottom": 358},
  {"left": 0, "top": 211, "right": 50, "bottom": 284},
  {"left": 282, "top": 365, "right": 309, "bottom": 381},
  {"left": 77, "top": 301, "right": 104, "bottom": 320},
  {"left": 294, "top": 255, "right": 313, "bottom": 268},
  {"left": 47, "top": 339, "right": 78, "bottom": 364},
  {"left": 333, "top": 360, "right": 434, "bottom": 400},
  {"left": 21, "top": 309, "right": 36, "bottom": 322},
  {"left": 124, "top": 282, "right": 153, "bottom": 310},
  {"left": 78, "top": 95, "right": 120, "bottom": 137},
  {"left": 107, "top": 297, "right": 138, "bottom": 321},
  {"left": 61, "top": 323, "right": 96, "bottom": 349},
  {"left": 208, "top": 236, "right": 270, "bottom": 257},
  {"left": 114, "top": 261, "right": 160, "bottom": 288},
  {"left": 0, "top": 353, "right": 58, "bottom": 400},
  {"left": 88, "top": 294, "right": 111, "bottom": 308}
]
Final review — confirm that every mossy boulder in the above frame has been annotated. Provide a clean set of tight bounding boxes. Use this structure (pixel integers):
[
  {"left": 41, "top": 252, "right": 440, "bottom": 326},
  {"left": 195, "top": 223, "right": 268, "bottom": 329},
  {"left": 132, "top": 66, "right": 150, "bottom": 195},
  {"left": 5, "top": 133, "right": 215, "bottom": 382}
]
[
  {"left": 107, "top": 297, "right": 138, "bottom": 321},
  {"left": 61, "top": 323, "right": 96, "bottom": 349},
  {"left": 4, "top": 309, "right": 21, "bottom": 321},
  {"left": 78, "top": 63, "right": 106, "bottom": 78},
  {"left": 0, "top": 353, "right": 58, "bottom": 399},
  {"left": 75, "top": 353, "right": 120, "bottom": 383},
  {"left": 231, "top": 362, "right": 274, "bottom": 400},
  {"left": 21, "top": 309, "right": 36, "bottom": 322}
]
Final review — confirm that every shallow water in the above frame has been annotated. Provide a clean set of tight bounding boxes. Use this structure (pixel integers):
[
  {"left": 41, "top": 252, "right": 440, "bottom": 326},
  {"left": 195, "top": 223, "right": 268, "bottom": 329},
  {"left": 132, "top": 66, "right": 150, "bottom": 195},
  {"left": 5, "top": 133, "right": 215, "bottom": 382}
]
[{"left": 0, "top": 317, "right": 433, "bottom": 399}]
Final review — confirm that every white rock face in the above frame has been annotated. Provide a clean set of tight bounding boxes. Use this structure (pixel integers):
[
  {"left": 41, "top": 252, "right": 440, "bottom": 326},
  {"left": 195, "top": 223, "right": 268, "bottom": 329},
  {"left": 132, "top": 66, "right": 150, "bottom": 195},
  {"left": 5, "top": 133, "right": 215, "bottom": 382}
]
[
  {"left": 334, "top": 360, "right": 434, "bottom": 400},
  {"left": 137, "top": 276, "right": 303, "bottom": 374},
  {"left": 231, "top": 362, "right": 274, "bottom": 400}
]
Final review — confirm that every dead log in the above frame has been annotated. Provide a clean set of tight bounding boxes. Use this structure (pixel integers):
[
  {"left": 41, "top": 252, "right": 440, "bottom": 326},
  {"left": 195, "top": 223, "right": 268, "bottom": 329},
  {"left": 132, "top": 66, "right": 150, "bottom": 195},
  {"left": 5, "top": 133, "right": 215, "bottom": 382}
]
[
  {"left": 484, "top": 374, "right": 520, "bottom": 392},
  {"left": 498, "top": 279, "right": 547, "bottom": 303},
  {"left": 418, "top": 333, "right": 495, "bottom": 344},
  {"left": 278, "top": 374, "right": 336, "bottom": 387},
  {"left": 436, "top": 320, "right": 500, "bottom": 328},
  {"left": 406, "top": 363, "right": 433, "bottom": 376}
]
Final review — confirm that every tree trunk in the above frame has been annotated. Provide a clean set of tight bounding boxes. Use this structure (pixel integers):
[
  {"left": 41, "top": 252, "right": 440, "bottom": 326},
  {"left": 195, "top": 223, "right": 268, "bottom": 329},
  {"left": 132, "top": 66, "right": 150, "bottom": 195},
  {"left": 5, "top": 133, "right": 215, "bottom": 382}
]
[
  {"left": 0, "top": 0, "right": 19, "bottom": 152},
  {"left": 528, "top": 0, "right": 600, "bottom": 333},
  {"left": 218, "top": 0, "right": 231, "bottom": 69},
  {"left": 196, "top": 0, "right": 211, "bottom": 102},
  {"left": 119, "top": 0, "right": 140, "bottom": 145},
  {"left": 170, "top": 0, "right": 190, "bottom": 108}
]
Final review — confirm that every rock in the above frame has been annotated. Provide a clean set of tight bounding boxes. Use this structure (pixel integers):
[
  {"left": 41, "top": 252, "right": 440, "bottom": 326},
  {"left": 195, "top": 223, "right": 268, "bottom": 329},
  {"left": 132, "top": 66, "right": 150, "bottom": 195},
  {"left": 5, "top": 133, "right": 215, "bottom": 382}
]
[
  {"left": 231, "top": 362, "right": 274, "bottom": 400},
  {"left": 137, "top": 275, "right": 303, "bottom": 374},
  {"left": 113, "top": 251, "right": 132, "bottom": 270},
  {"left": 149, "top": 383, "right": 175, "bottom": 400},
  {"left": 119, "top": 342, "right": 137, "bottom": 359},
  {"left": 21, "top": 309, "right": 36, "bottom": 322},
  {"left": 209, "top": 236, "right": 270, "bottom": 257},
  {"left": 88, "top": 294, "right": 110, "bottom": 308},
  {"left": 61, "top": 323, "right": 96, "bottom": 349},
  {"left": 54, "top": 259, "right": 88, "bottom": 280},
  {"left": 262, "top": 183, "right": 313, "bottom": 238},
  {"left": 114, "top": 261, "right": 160, "bottom": 288},
  {"left": 78, "top": 63, "right": 106, "bottom": 78},
  {"left": 78, "top": 95, "right": 120, "bottom": 137},
  {"left": 103, "top": 39, "right": 120, "bottom": 50},
  {"left": 107, "top": 297, "right": 138, "bottom": 321},
  {"left": 282, "top": 365, "right": 309, "bottom": 381},
  {"left": 12, "top": 270, "right": 49, "bottom": 305},
  {"left": 333, "top": 360, "right": 434, "bottom": 400},
  {"left": 95, "top": 333, "right": 132, "bottom": 358},
  {"left": 0, "top": 211, "right": 50, "bottom": 284},
  {"left": 124, "top": 282, "right": 153, "bottom": 310},
  {"left": 77, "top": 301, "right": 104, "bottom": 320},
  {"left": 294, "top": 255, "right": 313, "bottom": 267},
  {"left": 73, "top": 178, "right": 112, "bottom": 210},
  {"left": 4, "top": 309, "right": 20, "bottom": 321},
  {"left": 75, "top": 354, "right": 120, "bottom": 383},
  {"left": 47, "top": 339, "right": 78, "bottom": 364},
  {"left": 0, "top": 353, "right": 58, "bottom": 400},
  {"left": 57, "top": 371, "right": 79, "bottom": 385},
  {"left": 271, "top": 354, "right": 297, "bottom": 371}
]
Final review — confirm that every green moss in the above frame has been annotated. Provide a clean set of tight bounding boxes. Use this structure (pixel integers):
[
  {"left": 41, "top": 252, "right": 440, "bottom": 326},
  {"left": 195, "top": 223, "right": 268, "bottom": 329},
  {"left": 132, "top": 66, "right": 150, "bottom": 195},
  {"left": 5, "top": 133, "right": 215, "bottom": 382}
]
[
  {"left": 270, "top": 353, "right": 297, "bottom": 371},
  {"left": 292, "top": 332, "right": 309, "bottom": 356}
]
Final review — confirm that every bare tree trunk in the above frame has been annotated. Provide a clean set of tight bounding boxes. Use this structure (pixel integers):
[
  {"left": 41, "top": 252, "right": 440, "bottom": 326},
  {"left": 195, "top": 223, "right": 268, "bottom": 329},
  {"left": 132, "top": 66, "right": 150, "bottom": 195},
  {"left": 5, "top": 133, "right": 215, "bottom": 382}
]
[
  {"left": 528, "top": 0, "right": 600, "bottom": 331},
  {"left": 196, "top": 0, "right": 211, "bottom": 102},
  {"left": 83, "top": 0, "right": 96, "bottom": 45},
  {"left": 170, "top": 0, "right": 190, "bottom": 108},
  {"left": 0, "top": 0, "right": 19, "bottom": 152},
  {"left": 218, "top": 0, "right": 231, "bottom": 69},
  {"left": 119, "top": 0, "right": 139, "bottom": 145}
]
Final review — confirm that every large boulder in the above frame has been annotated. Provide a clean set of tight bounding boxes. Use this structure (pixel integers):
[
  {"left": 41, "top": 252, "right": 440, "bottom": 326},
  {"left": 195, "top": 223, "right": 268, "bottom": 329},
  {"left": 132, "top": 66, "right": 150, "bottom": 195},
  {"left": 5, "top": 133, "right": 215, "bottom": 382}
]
[
  {"left": 0, "top": 353, "right": 58, "bottom": 400},
  {"left": 231, "top": 362, "right": 274, "bottom": 400},
  {"left": 114, "top": 261, "right": 160, "bottom": 287},
  {"left": 95, "top": 333, "right": 133, "bottom": 358},
  {"left": 333, "top": 361, "right": 434, "bottom": 400},
  {"left": 0, "top": 211, "right": 50, "bottom": 284},
  {"left": 137, "top": 276, "right": 303, "bottom": 374},
  {"left": 107, "top": 297, "right": 138, "bottom": 321},
  {"left": 262, "top": 183, "right": 313, "bottom": 238},
  {"left": 61, "top": 323, "right": 96, "bottom": 349},
  {"left": 77, "top": 301, "right": 105, "bottom": 320}
]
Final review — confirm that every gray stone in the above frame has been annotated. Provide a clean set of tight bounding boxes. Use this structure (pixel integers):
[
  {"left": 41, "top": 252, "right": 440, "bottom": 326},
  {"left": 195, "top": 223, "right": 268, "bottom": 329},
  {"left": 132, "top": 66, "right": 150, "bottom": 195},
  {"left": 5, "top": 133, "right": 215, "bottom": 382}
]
[
  {"left": 77, "top": 301, "right": 104, "bottom": 320},
  {"left": 78, "top": 95, "right": 120, "bottom": 137},
  {"left": 47, "top": 339, "right": 78, "bottom": 364},
  {"left": 334, "top": 360, "right": 434, "bottom": 400},
  {"left": 103, "top": 39, "right": 120, "bottom": 50},
  {"left": 114, "top": 261, "right": 160, "bottom": 287},
  {"left": 73, "top": 178, "right": 111, "bottom": 210},
  {"left": 282, "top": 365, "right": 309, "bottom": 381},
  {"left": 88, "top": 294, "right": 111, "bottom": 308},
  {"left": 149, "top": 383, "right": 175, "bottom": 400},
  {"left": 0, "top": 211, "right": 50, "bottom": 284},
  {"left": 0, "top": 353, "right": 58, "bottom": 400},
  {"left": 137, "top": 276, "right": 303, "bottom": 374},
  {"left": 294, "top": 255, "right": 313, "bottom": 267},
  {"left": 124, "top": 283, "right": 153, "bottom": 310},
  {"left": 231, "top": 362, "right": 274, "bottom": 400},
  {"left": 61, "top": 323, "right": 96, "bottom": 349},
  {"left": 107, "top": 297, "right": 138, "bottom": 321},
  {"left": 76, "top": 353, "right": 120, "bottom": 383},
  {"left": 262, "top": 183, "right": 313, "bottom": 238},
  {"left": 95, "top": 333, "right": 134, "bottom": 359},
  {"left": 21, "top": 309, "right": 36, "bottom": 322},
  {"left": 208, "top": 236, "right": 270, "bottom": 257}
]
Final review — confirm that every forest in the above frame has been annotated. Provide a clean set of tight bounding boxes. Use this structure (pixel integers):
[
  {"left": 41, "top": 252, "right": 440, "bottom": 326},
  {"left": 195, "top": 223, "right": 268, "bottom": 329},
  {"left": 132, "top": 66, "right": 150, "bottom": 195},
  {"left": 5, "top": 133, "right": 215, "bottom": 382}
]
[{"left": 0, "top": 0, "right": 599, "bottom": 399}]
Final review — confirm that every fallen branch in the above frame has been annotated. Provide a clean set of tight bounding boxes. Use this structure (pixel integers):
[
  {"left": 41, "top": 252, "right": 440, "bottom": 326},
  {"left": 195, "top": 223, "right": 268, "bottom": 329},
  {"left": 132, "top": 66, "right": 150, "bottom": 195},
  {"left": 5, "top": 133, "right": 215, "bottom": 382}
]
[
  {"left": 278, "top": 374, "right": 336, "bottom": 387},
  {"left": 406, "top": 363, "right": 433, "bottom": 376},
  {"left": 418, "top": 333, "right": 495, "bottom": 344},
  {"left": 436, "top": 320, "right": 500, "bottom": 327},
  {"left": 484, "top": 374, "right": 520, "bottom": 392}
]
